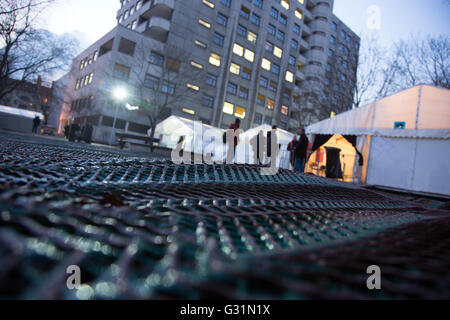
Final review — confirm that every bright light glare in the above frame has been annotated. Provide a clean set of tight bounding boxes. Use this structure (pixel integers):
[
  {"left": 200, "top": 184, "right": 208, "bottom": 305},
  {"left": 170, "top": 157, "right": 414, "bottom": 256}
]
[{"left": 113, "top": 87, "right": 128, "bottom": 100}]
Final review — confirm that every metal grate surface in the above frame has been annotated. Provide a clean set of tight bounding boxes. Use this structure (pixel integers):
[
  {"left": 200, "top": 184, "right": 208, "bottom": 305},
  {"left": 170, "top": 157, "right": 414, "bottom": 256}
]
[{"left": 0, "top": 135, "right": 449, "bottom": 299}]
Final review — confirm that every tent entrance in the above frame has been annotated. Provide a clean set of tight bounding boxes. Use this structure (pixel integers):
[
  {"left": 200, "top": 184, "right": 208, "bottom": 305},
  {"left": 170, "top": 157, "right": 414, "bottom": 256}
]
[{"left": 306, "top": 134, "right": 358, "bottom": 183}]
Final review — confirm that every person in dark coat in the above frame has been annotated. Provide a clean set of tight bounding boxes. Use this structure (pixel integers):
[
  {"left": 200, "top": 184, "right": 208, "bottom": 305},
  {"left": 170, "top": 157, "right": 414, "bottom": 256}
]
[
  {"left": 63, "top": 125, "right": 69, "bottom": 139},
  {"left": 227, "top": 118, "right": 241, "bottom": 162},
  {"left": 250, "top": 130, "right": 266, "bottom": 165},
  {"left": 68, "top": 123, "right": 80, "bottom": 142},
  {"left": 32, "top": 116, "right": 41, "bottom": 134},
  {"left": 294, "top": 128, "right": 309, "bottom": 173}
]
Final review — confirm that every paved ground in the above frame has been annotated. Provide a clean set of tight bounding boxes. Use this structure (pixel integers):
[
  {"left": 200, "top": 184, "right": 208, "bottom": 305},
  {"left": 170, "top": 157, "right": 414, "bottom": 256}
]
[{"left": 0, "top": 131, "right": 449, "bottom": 299}]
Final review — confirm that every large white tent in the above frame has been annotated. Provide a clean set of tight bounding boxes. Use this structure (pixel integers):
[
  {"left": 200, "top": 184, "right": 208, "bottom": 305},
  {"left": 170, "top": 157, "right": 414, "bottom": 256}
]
[
  {"left": 306, "top": 85, "right": 450, "bottom": 197},
  {"left": 236, "top": 124, "right": 295, "bottom": 169},
  {"left": 153, "top": 115, "right": 225, "bottom": 162}
]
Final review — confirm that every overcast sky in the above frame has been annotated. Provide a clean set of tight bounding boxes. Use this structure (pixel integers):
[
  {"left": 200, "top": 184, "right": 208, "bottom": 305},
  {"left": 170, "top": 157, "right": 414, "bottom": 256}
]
[{"left": 42, "top": 0, "right": 449, "bottom": 53}]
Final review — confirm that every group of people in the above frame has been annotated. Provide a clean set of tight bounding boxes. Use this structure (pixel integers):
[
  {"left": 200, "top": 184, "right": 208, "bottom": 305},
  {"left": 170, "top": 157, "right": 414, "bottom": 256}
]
[
  {"left": 63, "top": 122, "right": 93, "bottom": 144},
  {"left": 288, "top": 128, "right": 309, "bottom": 173},
  {"left": 226, "top": 119, "right": 309, "bottom": 172}
]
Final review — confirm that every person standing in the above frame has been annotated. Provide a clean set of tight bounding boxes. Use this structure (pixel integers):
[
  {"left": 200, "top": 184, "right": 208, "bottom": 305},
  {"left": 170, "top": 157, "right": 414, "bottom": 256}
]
[
  {"left": 32, "top": 116, "right": 41, "bottom": 134},
  {"left": 227, "top": 118, "right": 241, "bottom": 163},
  {"left": 250, "top": 130, "right": 265, "bottom": 165},
  {"left": 294, "top": 128, "right": 309, "bottom": 173},
  {"left": 287, "top": 135, "right": 297, "bottom": 170}
]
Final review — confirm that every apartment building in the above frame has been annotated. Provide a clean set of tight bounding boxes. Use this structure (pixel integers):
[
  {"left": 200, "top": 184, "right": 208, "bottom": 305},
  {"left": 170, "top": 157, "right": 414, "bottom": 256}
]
[{"left": 60, "top": 0, "right": 359, "bottom": 144}]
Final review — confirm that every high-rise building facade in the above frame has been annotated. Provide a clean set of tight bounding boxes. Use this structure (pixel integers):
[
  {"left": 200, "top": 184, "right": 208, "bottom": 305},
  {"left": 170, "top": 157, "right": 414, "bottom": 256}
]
[{"left": 60, "top": 0, "right": 359, "bottom": 143}]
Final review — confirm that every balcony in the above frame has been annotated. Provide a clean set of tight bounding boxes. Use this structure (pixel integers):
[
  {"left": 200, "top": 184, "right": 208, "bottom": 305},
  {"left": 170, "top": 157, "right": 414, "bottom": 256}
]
[
  {"left": 145, "top": 17, "right": 171, "bottom": 42},
  {"left": 301, "top": 23, "right": 311, "bottom": 36},
  {"left": 310, "top": 19, "right": 330, "bottom": 33},
  {"left": 299, "top": 38, "right": 310, "bottom": 52},
  {"left": 305, "top": 48, "right": 327, "bottom": 65},
  {"left": 312, "top": 3, "right": 331, "bottom": 17},
  {"left": 303, "top": 9, "right": 313, "bottom": 23},
  {"left": 308, "top": 34, "right": 328, "bottom": 48},
  {"left": 304, "top": 64, "right": 324, "bottom": 77},
  {"left": 141, "top": 0, "right": 174, "bottom": 21}
]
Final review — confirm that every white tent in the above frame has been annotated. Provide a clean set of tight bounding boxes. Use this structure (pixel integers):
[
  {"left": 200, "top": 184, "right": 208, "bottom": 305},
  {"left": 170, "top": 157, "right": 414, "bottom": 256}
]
[
  {"left": 236, "top": 124, "right": 295, "bottom": 169},
  {"left": 153, "top": 115, "right": 225, "bottom": 161},
  {"left": 306, "top": 85, "right": 450, "bottom": 196},
  {"left": 0, "top": 105, "right": 44, "bottom": 133}
]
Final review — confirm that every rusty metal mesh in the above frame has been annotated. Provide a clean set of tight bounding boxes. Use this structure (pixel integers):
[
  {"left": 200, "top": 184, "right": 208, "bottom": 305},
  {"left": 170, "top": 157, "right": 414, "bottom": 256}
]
[{"left": 0, "top": 137, "right": 449, "bottom": 299}]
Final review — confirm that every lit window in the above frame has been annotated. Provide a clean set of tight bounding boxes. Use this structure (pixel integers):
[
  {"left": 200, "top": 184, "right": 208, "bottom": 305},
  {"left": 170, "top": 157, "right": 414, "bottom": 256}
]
[
  {"left": 230, "top": 62, "right": 241, "bottom": 75},
  {"left": 198, "top": 19, "right": 211, "bottom": 29},
  {"left": 281, "top": 0, "right": 289, "bottom": 10},
  {"left": 209, "top": 53, "right": 221, "bottom": 67},
  {"left": 202, "top": 0, "right": 215, "bottom": 8},
  {"left": 267, "top": 99, "right": 275, "bottom": 110},
  {"left": 273, "top": 46, "right": 283, "bottom": 58},
  {"left": 88, "top": 72, "right": 94, "bottom": 84},
  {"left": 233, "top": 43, "right": 244, "bottom": 56},
  {"left": 182, "top": 108, "right": 196, "bottom": 115},
  {"left": 281, "top": 105, "right": 289, "bottom": 115},
  {"left": 261, "top": 58, "right": 271, "bottom": 71},
  {"left": 244, "top": 49, "right": 254, "bottom": 62},
  {"left": 247, "top": 31, "right": 257, "bottom": 43},
  {"left": 195, "top": 40, "right": 207, "bottom": 48},
  {"left": 186, "top": 83, "right": 200, "bottom": 91},
  {"left": 235, "top": 106, "right": 246, "bottom": 119},
  {"left": 285, "top": 71, "right": 294, "bottom": 83},
  {"left": 295, "top": 9, "right": 303, "bottom": 20},
  {"left": 223, "top": 102, "right": 234, "bottom": 115},
  {"left": 298, "top": 0, "right": 304, "bottom": 4},
  {"left": 191, "top": 61, "right": 203, "bottom": 69}
]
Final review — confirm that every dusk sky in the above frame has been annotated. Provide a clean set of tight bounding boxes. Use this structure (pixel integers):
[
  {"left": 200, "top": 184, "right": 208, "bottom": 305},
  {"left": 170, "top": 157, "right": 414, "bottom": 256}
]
[{"left": 42, "top": 0, "right": 450, "bottom": 53}]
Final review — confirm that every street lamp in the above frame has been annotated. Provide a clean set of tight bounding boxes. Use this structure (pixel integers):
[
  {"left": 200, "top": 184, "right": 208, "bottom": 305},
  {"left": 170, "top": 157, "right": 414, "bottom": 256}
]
[{"left": 109, "top": 87, "right": 128, "bottom": 145}]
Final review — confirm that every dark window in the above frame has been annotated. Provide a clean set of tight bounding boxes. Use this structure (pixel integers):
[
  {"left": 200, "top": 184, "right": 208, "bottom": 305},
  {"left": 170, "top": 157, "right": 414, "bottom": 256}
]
[
  {"left": 238, "top": 86, "right": 249, "bottom": 99},
  {"left": 227, "top": 82, "right": 237, "bottom": 95},
  {"left": 293, "top": 23, "right": 300, "bottom": 35},
  {"left": 277, "top": 30, "right": 285, "bottom": 41},
  {"left": 271, "top": 63, "right": 280, "bottom": 75},
  {"left": 251, "top": 13, "right": 260, "bottom": 25},
  {"left": 220, "top": 0, "right": 231, "bottom": 7},
  {"left": 254, "top": 113, "right": 262, "bottom": 124},
  {"left": 161, "top": 81, "right": 175, "bottom": 95},
  {"left": 268, "top": 24, "right": 276, "bottom": 35},
  {"left": 217, "top": 12, "right": 228, "bottom": 26},
  {"left": 202, "top": 94, "right": 214, "bottom": 108},
  {"left": 150, "top": 51, "right": 164, "bottom": 65},
  {"left": 128, "top": 122, "right": 150, "bottom": 134},
  {"left": 279, "top": 14, "right": 287, "bottom": 25},
  {"left": 237, "top": 24, "right": 247, "bottom": 37},
  {"left": 144, "top": 74, "right": 159, "bottom": 89},
  {"left": 270, "top": 7, "right": 278, "bottom": 19},
  {"left": 206, "top": 73, "right": 217, "bottom": 87},
  {"left": 259, "top": 76, "right": 268, "bottom": 88},
  {"left": 213, "top": 32, "right": 225, "bottom": 46},
  {"left": 253, "top": 0, "right": 263, "bottom": 9}
]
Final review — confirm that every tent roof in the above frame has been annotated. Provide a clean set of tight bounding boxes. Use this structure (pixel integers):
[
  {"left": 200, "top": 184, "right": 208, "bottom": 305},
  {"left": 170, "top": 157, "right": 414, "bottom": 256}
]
[
  {"left": 154, "top": 115, "right": 224, "bottom": 136},
  {"left": 241, "top": 124, "right": 295, "bottom": 144},
  {"left": 306, "top": 85, "right": 450, "bottom": 139},
  {"left": 0, "top": 105, "right": 43, "bottom": 119}
]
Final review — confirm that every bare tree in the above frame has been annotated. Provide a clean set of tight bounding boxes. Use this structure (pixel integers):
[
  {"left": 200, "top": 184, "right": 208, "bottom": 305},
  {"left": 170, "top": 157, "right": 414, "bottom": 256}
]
[
  {"left": 392, "top": 35, "right": 450, "bottom": 90},
  {"left": 113, "top": 41, "right": 203, "bottom": 150},
  {"left": 0, "top": 0, "right": 78, "bottom": 100}
]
